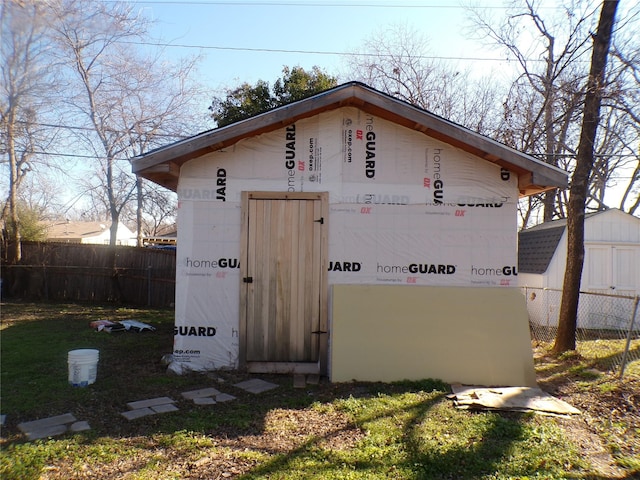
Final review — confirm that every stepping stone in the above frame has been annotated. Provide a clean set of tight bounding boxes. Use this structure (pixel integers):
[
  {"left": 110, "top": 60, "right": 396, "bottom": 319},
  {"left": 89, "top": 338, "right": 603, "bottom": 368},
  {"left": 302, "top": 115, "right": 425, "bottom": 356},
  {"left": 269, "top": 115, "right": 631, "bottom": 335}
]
[
  {"left": 151, "top": 403, "right": 179, "bottom": 414},
  {"left": 18, "top": 413, "right": 77, "bottom": 434},
  {"left": 24, "top": 424, "right": 68, "bottom": 441},
  {"left": 193, "top": 397, "right": 216, "bottom": 405},
  {"left": 121, "top": 407, "right": 156, "bottom": 421},
  {"left": 233, "top": 378, "right": 279, "bottom": 394},
  {"left": 181, "top": 387, "right": 221, "bottom": 400},
  {"left": 215, "top": 393, "right": 236, "bottom": 403},
  {"left": 293, "top": 374, "right": 306, "bottom": 388},
  {"left": 126, "top": 397, "right": 175, "bottom": 410},
  {"left": 70, "top": 421, "right": 91, "bottom": 433}
]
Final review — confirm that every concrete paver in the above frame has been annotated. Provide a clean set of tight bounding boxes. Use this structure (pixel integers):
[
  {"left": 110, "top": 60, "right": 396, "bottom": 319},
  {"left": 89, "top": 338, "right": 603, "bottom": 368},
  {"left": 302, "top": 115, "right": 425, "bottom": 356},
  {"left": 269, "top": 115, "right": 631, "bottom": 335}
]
[
  {"left": 233, "top": 378, "right": 279, "bottom": 394},
  {"left": 215, "top": 393, "right": 236, "bottom": 402},
  {"left": 15, "top": 376, "right": 294, "bottom": 440},
  {"left": 18, "top": 413, "right": 77, "bottom": 433},
  {"left": 126, "top": 397, "right": 175, "bottom": 410},
  {"left": 24, "top": 424, "right": 68, "bottom": 441},
  {"left": 193, "top": 397, "right": 216, "bottom": 405},
  {"left": 17, "top": 413, "right": 93, "bottom": 440},
  {"left": 181, "top": 388, "right": 221, "bottom": 400},
  {"left": 70, "top": 421, "right": 91, "bottom": 432},
  {"left": 121, "top": 407, "right": 156, "bottom": 421},
  {"left": 293, "top": 374, "right": 306, "bottom": 388},
  {"left": 151, "top": 403, "right": 179, "bottom": 414}
]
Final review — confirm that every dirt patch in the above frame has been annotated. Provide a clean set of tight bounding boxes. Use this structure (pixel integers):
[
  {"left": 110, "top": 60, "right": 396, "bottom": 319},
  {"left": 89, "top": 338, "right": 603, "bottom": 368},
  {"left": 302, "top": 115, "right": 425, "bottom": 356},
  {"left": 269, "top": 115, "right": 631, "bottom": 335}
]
[
  {"left": 534, "top": 347, "right": 640, "bottom": 479},
  {"left": 216, "top": 407, "right": 365, "bottom": 454}
]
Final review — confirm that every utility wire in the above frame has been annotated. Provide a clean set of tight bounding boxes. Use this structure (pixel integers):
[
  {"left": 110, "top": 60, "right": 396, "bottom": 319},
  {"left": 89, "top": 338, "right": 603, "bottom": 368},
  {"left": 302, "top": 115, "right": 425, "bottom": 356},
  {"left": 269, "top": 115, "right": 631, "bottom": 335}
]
[
  {"left": 120, "top": 1, "right": 521, "bottom": 8},
  {"left": 120, "top": 39, "right": 516, "bottom": 63},
  {"left": 9, "top": 147, "right": 639, "bottom": 164},
  {"left": 13, "top": 120, "right": 193, "bottom": 140}
]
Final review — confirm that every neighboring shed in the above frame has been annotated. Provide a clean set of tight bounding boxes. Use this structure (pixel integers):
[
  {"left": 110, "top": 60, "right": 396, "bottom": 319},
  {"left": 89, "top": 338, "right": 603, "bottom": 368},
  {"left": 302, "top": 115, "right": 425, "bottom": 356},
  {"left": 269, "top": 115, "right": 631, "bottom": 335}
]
[
  {"left": 43, "top": 221, "right": 136, "bottom": 246},
  {"left": 519, "top": 208, "right": 640, "bottom": 329},
  {"left": 132, "top": 82, "right": 567, "bottom": 387}
]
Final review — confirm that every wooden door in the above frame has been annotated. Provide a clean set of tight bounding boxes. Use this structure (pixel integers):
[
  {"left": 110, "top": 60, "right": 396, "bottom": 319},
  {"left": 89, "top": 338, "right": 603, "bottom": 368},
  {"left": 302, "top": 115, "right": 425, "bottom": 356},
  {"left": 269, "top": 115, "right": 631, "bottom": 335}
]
[{"left": 239, "top": 192, "right": 328, "bottom": 374}]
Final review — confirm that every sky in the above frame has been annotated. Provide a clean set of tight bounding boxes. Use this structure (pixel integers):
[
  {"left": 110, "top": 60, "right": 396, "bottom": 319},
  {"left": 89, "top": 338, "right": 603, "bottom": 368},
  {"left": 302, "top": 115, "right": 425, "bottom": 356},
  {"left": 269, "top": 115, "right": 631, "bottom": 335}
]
[
  {"left": 133, "top": 0, "right": 527, "bottom": 92},
  {"left": 125, "top": 0, "right": 635, "bottom": 213}
]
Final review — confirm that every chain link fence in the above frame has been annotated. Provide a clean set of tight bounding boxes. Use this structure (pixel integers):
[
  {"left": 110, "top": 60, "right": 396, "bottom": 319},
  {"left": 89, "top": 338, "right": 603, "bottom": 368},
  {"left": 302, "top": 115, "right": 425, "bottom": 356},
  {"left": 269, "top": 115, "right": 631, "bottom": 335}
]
[{"left": 522, "top": 287, "right": 640, "bottom": 378}]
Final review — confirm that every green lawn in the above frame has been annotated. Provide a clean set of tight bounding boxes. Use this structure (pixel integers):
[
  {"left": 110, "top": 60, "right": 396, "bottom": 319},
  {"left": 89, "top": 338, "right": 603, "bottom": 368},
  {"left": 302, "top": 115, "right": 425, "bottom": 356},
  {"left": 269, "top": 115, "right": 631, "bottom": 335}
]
[{"left": 0, "top": 302, "right": 636, "bottom": 479}]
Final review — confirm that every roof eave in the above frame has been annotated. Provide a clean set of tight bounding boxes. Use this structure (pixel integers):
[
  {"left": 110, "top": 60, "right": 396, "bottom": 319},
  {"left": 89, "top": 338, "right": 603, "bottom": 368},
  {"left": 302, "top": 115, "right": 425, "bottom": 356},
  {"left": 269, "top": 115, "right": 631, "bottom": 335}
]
[{"left": 132, "top": 82, "right": 568, "bottom": 196}]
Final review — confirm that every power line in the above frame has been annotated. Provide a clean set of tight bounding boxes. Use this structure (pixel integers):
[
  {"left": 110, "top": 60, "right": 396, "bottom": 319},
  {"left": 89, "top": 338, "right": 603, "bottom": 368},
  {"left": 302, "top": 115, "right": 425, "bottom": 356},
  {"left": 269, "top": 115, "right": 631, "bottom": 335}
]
[
  {"left": 10, "top": 150, "right": 131, "bottom": 161},
  {"left": 9, "top": 147, "right": 639, "bottom": 163},
  {"left": 120, "top": 39, "right": 514, "bottom": 63},
  {"left": 124, "top": 1, "right": 518, "bottom": 8},
  {"left": 14, "top": 120, "right": 193, "bottom": 140}
]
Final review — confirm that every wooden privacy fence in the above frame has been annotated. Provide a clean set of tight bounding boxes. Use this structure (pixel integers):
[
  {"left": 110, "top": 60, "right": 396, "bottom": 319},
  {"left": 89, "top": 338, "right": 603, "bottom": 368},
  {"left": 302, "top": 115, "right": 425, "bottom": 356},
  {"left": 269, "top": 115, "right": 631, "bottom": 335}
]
[{"left": 2, "top": 242, "right": 176, "bottom": 307}]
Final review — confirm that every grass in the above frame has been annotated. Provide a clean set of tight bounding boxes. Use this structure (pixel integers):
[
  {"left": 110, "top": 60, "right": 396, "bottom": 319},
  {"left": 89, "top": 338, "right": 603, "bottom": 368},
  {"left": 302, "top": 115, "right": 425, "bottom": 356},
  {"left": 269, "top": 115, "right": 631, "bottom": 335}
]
[{"left": 1, "top": 301, "right": 637, "bottom": 479}]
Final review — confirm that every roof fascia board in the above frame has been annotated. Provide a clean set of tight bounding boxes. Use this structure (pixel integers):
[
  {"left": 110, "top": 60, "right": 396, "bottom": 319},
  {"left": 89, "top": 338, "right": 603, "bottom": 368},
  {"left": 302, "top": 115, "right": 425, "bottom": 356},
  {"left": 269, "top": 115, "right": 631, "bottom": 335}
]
[
  {"left": 132, "top": 82, "right": 568, "bottom": 191},
  {"left": 132, "top": 86, "right": 358, "bottom": 174}
]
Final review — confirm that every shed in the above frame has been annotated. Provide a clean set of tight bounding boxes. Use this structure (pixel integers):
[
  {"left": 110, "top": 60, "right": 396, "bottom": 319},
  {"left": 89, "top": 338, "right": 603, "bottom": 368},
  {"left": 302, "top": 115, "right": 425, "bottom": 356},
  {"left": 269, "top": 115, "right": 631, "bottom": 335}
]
[
  {"left": 519, "top": 208, "right": 640, "bottom": 329},
  {"left": 132, "top": 82, "right": 567, "bottom": 387}
]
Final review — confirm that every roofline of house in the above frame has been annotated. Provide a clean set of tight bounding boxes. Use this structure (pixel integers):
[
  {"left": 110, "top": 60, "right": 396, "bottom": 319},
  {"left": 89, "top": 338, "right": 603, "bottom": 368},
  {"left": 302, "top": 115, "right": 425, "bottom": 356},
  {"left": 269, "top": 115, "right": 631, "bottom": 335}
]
[{"left": 132, "top": 82, "right": 568, "bottom": 196}]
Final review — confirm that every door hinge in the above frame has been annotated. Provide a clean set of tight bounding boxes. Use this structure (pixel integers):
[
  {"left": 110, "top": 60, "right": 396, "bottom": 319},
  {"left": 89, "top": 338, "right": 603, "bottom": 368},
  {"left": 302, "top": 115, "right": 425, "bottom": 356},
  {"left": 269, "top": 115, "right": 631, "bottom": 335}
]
[
  {"left": 314, "top": 217, "right": 324, "bottom": 224},
  {"left": 311, "top": 330, "right": 327, "bottom": 335},
  {"left": 243, "top": 277, "right": 253, "bottom": 283}
]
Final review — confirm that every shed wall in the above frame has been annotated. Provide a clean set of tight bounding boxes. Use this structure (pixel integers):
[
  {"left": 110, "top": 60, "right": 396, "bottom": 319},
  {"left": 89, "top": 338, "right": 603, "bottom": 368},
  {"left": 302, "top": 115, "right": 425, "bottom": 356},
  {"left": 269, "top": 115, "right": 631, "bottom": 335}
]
[
  {"left": 173, "top": 107, "right": 520, "bottom": 371},
  {"left": 521, "top": 210, "right": 640, "bottom": 330}
]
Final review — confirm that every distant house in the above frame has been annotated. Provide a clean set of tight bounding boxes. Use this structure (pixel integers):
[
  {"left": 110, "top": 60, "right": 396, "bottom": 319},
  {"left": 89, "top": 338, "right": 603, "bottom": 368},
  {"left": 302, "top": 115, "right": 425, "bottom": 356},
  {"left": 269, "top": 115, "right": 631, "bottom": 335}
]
[
  {"left": 43, "top": 221, "right": 137, "bottom": 246},
  {"left": 518, "top": 208, "right": 640, "bottom": 329},
  {"left": 143, "top": 226, "right": 177, "bottom": 248}
]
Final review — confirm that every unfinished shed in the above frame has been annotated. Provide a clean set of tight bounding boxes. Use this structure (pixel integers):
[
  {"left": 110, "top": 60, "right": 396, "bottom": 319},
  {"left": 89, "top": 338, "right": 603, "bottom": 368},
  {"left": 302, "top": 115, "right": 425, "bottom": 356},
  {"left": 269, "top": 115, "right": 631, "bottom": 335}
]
[
  {"left": 519, "top": 208, "right": 640, "bottom": 329},
  {"left": 132, "top": 82, "right": 567, "bottom": 387}
]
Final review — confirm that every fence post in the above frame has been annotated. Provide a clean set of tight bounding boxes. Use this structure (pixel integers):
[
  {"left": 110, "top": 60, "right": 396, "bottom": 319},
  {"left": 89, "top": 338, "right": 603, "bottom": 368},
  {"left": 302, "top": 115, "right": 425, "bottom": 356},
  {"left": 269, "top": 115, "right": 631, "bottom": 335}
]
[
  {"left": 619, "top": 295, "right": 640, "bottom": 380},
  {"left": 147, "top": 265, "right": 152, "bottom": 306}
]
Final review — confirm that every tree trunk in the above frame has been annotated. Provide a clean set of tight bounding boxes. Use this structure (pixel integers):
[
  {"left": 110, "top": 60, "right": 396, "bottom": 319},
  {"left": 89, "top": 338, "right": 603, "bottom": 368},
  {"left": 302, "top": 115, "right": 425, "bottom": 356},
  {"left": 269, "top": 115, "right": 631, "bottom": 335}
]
[
  {"left": 7, "top": 113, "right": 21, "bottom": 263},
  {"left": 554, "top": 0, "right": 619, "bottom": 354},
  {"left": 136, "top": 176, "right": 144, "bottom": 247}
]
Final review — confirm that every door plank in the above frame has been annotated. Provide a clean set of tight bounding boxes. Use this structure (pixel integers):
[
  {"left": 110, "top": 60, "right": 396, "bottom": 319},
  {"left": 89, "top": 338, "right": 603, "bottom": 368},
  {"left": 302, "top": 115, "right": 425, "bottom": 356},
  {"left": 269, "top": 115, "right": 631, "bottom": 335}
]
[{"left": 242, "top": 192, "right": 328, "bottom": 368}]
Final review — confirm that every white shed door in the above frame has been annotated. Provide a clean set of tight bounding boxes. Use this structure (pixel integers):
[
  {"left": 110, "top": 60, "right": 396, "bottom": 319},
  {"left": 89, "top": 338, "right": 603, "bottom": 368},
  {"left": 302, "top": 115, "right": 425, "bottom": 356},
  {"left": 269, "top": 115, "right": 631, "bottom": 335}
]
[{"left": 585, "top": 245, "right": 638, "bottom": 296}]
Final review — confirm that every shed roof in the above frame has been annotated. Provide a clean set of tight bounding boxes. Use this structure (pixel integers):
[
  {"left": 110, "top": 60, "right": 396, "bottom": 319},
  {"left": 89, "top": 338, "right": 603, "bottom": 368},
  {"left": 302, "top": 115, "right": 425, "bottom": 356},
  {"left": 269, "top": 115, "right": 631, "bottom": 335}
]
[
  {"left": 131, "top": 81, "right": 568, "bottom": 196},
  {"left": 517, "top": 209, "right": 637, "bottom": 274},
  {"left": 518, "top": 224, "right": 566, "bottom": 274}
]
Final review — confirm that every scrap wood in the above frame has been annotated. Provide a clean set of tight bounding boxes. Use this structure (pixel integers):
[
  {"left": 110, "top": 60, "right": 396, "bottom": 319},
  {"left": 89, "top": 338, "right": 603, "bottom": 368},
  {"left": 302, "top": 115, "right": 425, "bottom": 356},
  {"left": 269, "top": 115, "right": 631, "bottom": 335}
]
[
  {"left": 89, "top": 319, "right": 126, "bottom": 332},
  {"left": 90, "top": 319, "right": 155, "bottom": 333},
  {"left": 448, "top": 384, "right": 581, "bottom": 417}
]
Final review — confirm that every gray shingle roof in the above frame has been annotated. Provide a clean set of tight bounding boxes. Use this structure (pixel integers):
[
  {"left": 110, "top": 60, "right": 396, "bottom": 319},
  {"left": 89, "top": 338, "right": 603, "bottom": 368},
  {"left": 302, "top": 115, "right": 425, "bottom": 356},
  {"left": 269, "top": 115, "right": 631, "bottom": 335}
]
[{"left": 518, "top": 225, "right": 565, "bottom": 274}]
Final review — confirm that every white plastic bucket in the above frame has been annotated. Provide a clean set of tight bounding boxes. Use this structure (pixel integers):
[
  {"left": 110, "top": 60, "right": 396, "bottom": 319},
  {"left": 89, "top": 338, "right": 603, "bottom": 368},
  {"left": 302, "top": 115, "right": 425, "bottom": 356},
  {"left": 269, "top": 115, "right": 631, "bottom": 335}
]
[{"left": 68, "top": 349, "right": 99, "bottom": 387}]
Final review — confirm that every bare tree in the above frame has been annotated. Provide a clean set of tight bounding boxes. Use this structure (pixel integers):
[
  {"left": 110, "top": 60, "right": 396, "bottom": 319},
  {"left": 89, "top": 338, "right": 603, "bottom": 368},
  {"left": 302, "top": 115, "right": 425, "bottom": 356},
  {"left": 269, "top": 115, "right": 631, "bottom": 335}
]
[
  {"left": 468, "top": 1, "right": 599, "bottom": 225},
  {"left": 46, "top": 0, "right": 148, "bottom": 247},
  {"left": 554, "top": 0, "right": 619, "bottom": 353},
  {"left": 47, "top": 0, "right": 205, "bottom": 247},
  {"left": 469, "top": 1, "right": 639, "bottom": 226},
  {"left": 1, "top": 0, "right": 60, "bottom": 261},
  {"left": 112, "top": 54, "right": 205, "bottom": 246},
  {"left": 345, "top": 23, "right": 502, "bottom": 137},
  {"left": 601, "top": 35, "right": 640, "bottom": 214}
]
